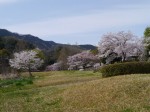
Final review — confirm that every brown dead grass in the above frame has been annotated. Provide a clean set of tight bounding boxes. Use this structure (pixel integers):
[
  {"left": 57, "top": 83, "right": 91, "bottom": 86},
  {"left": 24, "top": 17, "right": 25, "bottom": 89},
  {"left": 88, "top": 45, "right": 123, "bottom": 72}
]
[
  {"left": 33, "top": 71, "right": 100, "bottom": 87},
  {"left": 0, "top": 71, "right": 150, "bottom": 112},
  {"left": 61, "top": 74, "right": 150, "bottom": 112}
]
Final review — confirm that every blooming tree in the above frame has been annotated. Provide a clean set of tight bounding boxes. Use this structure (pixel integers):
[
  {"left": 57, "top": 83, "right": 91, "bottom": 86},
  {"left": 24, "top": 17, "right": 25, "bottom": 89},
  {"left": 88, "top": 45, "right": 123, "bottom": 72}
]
[
  {"left": 46, "top": 61, "right": 62, "bottom": 71},
  {"left": 67, "top": 50, "right": 99, "bottom": 70},
  {"left": 98, "top": 31, "right": 144, "bottom": 63},
  {"left": 9, "top": 50, "right": 43, "bottom": 77}
]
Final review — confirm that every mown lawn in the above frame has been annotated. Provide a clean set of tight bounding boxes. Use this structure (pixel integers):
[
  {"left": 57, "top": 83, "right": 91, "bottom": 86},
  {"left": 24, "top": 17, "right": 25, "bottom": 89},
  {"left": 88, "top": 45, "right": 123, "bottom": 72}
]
[{"left": 0, "top": 71, "right": 150, "bottom": 112}]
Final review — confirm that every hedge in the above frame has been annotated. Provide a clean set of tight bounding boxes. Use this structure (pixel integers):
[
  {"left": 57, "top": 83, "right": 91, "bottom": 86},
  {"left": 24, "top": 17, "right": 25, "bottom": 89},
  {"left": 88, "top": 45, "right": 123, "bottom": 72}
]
[{"left": 100, "top": 62, "right": 150, "bottom": 77}]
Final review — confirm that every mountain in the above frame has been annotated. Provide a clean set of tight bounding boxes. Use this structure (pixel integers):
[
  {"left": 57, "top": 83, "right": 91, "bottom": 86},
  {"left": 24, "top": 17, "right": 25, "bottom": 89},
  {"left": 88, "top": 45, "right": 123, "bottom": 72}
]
[
  {"left": 0, "top": 29, "right": 57, "bottom": 50},
  {"left": 0, "top": 29, "right": 96, "bottom": 50},
  {"left": 79, "top": 44, "right": 97, "bottom": 50}
]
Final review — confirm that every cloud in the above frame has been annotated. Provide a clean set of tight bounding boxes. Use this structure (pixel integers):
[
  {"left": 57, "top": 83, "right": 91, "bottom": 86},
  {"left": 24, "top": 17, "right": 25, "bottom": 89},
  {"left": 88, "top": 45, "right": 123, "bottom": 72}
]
[
  {"left": 0, "top": 0, "right": 18, "bottom": 5},
  {"left": 5, "top": 5, "right": 150, "bottom": 37}
]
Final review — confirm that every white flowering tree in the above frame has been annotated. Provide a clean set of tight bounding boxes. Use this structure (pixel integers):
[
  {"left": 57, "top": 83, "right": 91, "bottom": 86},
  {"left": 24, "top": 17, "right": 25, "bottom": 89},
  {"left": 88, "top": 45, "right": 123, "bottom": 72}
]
[
  {"left": 98, "top": 31, "right": 144, "bottom": 63},
  {"left": 46, "top": 61, "right": 62, "bottom": 71},
  {"left": 9, "top": 50, "right": 43, "bottom": 77},
  {"left": 67, "top": 50, "right": 99, "bottom": 70}
]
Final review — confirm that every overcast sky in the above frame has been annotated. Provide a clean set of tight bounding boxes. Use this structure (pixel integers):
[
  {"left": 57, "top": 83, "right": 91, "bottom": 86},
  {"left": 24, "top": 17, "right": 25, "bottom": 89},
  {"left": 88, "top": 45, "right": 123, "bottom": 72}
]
[{"left": 0, "top": 0, "right": 150, "bottom": 45}]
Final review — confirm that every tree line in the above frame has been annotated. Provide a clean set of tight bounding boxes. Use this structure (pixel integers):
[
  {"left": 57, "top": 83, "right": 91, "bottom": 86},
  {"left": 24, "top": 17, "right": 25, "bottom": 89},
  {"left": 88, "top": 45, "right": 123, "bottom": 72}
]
[{"left": 1, "top": 27, "right": 150, "bottom": 77}]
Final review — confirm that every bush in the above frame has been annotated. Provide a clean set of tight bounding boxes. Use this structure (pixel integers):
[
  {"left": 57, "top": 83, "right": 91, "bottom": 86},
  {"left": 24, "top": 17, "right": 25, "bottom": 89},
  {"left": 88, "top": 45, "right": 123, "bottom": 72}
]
[{"left": 100, "top": 62, "right": 150, "bottom": 77}]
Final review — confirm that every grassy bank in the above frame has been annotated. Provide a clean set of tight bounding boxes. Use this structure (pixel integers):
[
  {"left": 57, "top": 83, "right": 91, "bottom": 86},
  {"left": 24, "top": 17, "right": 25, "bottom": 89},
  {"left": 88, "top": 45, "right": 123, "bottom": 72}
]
[{"left": 0, "top": 71, "right": 150, "bottom": 112}]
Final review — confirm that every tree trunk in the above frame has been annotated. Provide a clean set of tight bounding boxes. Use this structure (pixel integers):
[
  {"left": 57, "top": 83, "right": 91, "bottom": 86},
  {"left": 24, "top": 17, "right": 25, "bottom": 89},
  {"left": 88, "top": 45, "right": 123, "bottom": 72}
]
[
  {"left": 122, "top": 52, "right": 126, "bottom": 62},
  {"left": 28, "top": 68, "right": 32, "bottom": 77},
  {"left": 122, "top": 57, "right": 126, "bottom": 62},
  {"left": 16, "top": 69, "right": 21, "bottom": 78}
]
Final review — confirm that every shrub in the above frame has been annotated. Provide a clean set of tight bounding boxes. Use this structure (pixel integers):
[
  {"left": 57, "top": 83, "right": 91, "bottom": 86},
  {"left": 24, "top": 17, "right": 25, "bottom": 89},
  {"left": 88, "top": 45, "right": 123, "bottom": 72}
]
[{"left": 100, "top": 62, "right": 150, "bottom": 77}]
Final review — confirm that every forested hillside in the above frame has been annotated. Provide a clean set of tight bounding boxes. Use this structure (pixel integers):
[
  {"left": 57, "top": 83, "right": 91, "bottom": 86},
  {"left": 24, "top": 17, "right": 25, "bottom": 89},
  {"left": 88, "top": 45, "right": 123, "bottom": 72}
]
[{"left": 0, "top": 29, "right": 96, "bottom": 50}]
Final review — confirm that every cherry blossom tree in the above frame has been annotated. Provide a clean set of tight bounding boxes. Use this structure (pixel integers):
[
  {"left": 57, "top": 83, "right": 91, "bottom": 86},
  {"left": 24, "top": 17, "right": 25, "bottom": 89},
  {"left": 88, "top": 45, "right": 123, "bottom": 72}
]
[
  {"left": 67, "top": 50, "right": 99, "bottom": 70},
  {"left": 98, "top": 31, "right": 144, "bottom": 63},
  {"left": 46, "top": 61, "right": 62, "bottom": 71},
  {"left": 9, "top": 50, "right": 43, "bottom": 77}
]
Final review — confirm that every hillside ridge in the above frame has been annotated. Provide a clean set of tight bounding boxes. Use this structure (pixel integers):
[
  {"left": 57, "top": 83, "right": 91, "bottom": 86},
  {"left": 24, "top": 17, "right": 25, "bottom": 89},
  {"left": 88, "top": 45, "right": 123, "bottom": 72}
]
[{"left": 0, "top": 29, "right": 96, "bottom": 50}]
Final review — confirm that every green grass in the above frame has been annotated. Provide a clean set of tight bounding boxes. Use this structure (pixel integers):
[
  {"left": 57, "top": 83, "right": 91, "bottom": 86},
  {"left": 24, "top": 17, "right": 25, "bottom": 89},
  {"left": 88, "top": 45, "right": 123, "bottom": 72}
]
[
  {"left": 0, "top": 77, "right": 33, "bottom": 87},
  {"left": 0, "top": 71, "right": 150, "bottom": 112}
]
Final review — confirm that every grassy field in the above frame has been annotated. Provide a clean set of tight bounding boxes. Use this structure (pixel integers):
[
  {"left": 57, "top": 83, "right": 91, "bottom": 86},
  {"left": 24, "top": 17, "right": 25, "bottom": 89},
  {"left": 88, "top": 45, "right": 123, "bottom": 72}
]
[{"left": 0, "top": 71, "right": 150, "bottom": 112}]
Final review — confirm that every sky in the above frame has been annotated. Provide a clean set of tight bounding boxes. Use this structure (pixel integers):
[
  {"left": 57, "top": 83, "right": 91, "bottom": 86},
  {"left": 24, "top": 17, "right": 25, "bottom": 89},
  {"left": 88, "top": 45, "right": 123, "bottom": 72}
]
[{"left": 0, "top": 0, "right": 150, "bottom": 45}]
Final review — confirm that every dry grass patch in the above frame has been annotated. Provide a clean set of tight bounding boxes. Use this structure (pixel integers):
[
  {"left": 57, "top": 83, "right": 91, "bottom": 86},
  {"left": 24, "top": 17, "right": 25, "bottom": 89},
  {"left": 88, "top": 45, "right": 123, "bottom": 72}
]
[
  {"left": 1, "top": 71, "right": 150, "bottom": 112},
  {"left": 61, "top": 74, "right": 150, "bottom": 112},
  {"left": 33, "top": 71, "right": 101, "bottom": 87},
  {"left": 0, "top": 71, "right": 101, "bottom": 112}
]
